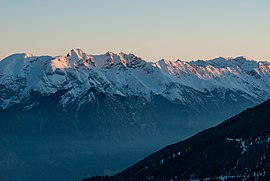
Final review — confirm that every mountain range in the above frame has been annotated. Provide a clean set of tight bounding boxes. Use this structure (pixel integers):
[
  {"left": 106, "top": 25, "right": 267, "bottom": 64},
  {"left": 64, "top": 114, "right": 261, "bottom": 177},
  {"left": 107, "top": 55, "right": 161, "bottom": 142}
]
[
  {"left": 1, "top": 49, "right": 270, "bottom": 110},
  {"left": 1, "top": 49, "right": 270, "bottom": 180},
  {"left": 1, "top": 49, "right": 270, "bottom": 139}
]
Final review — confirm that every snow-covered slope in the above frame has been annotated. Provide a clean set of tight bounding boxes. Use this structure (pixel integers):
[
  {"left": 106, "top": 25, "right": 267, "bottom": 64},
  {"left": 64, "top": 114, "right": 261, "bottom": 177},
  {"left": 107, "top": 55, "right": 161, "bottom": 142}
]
[{"left": 1, "top": 49, "right": 270, "bottom": 110}]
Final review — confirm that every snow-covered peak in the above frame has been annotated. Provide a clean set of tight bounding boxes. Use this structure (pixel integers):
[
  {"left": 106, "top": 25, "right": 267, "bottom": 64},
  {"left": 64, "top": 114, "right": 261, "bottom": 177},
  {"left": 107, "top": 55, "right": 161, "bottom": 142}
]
[
  {"left": 0, "top": 53, "right": 33, "bottom": 63},
  {"left": 157, "top": 59, "right": 170, "bottom": 65},
  {"left": 190, "top": 56, "right": 259, "bottom": 71},
  {"left": 234, "top": 56, "right": 254, "bottom": 61},
  {"left": 90, "top": 51, "right": 146, "bottom": 68},
  {"left": 211, "top": 56, "right": 231, "bottom": 62},
  {"left": 0, "top": 53, "right": 51, "bottom": 78},
  {"left": 67, "top": 49, "right": 91, "bottom": 62}
]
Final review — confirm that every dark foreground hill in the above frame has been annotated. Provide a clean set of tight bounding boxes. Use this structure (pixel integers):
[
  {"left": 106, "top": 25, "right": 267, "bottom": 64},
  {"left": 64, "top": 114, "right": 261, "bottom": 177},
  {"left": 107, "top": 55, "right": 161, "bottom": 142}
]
[{"left": 85, "top": 99, "right": 270, "bottom": 180}]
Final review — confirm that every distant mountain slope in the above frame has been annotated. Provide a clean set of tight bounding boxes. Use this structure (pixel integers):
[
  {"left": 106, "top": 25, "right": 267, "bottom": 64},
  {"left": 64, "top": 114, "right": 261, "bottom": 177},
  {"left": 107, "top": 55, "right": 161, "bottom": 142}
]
[{"left": 107, "top": 99, "right": 270, "bottom": 180}]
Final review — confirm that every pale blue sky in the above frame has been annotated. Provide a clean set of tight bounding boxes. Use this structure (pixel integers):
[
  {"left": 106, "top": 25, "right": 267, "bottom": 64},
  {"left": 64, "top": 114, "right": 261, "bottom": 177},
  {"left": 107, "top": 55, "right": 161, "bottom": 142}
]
[{"left": 1, "top": 0, "right": 270, "bottom": 61}]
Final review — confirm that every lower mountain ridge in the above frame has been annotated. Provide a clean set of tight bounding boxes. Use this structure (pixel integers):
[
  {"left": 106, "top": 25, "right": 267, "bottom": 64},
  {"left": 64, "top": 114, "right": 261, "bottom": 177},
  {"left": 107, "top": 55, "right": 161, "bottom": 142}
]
[{"left": 86, "top": 99, "right": 270, "bottom": 181}]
